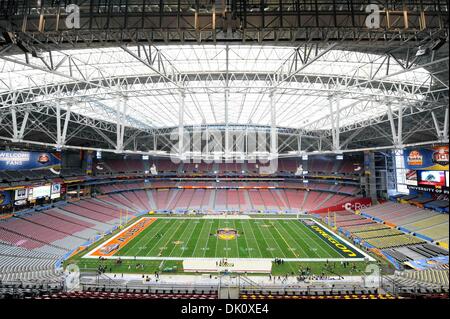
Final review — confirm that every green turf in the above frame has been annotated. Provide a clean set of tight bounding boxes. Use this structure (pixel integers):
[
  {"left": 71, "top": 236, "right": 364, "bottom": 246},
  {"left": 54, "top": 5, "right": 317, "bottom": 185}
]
[
  {"left": 65, "top": 216, "right": 392, "bottom": 275},
  {"left": 69, "top": 259, "right": 372, "bottom": 276},
  {"left": 108, "top": 218, "right": 364, "bottom": 259}
]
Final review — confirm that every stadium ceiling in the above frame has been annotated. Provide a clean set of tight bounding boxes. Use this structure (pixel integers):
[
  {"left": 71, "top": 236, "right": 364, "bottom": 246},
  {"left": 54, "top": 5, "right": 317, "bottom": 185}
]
[{"left": 0, "top": 1, "right": 448, "bottom": 159}]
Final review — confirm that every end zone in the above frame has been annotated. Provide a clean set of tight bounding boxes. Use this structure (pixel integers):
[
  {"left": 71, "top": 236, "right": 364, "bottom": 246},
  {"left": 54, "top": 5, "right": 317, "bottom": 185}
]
[{"left": 86, "top": 217, "right": 156, "bottom": 258}]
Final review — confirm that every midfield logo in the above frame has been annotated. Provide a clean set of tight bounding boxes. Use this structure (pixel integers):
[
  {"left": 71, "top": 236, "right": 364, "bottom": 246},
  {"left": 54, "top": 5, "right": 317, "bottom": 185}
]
[{"left": 217, "top": 228, "right": 238, "bottom": 240}]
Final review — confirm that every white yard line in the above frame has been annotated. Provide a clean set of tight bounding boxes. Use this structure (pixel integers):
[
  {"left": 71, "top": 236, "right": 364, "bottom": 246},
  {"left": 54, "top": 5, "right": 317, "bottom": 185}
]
[{"left": 202, "top": 220, "right": 215, "bottom": 258}]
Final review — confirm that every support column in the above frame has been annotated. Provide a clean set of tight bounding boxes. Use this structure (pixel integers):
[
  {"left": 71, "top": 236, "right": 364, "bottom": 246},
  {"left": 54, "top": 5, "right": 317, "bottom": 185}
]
[
  {"left": 364, "top": 151, "right": 378, "bottom": 204},
  {"left": 61, "top": 104, "right": 71, "bottom": 146},
  {"left": 432, "top": 109, "right": 449, "bottom": 142},
  {"left": 329, "top": 94, "right": 340, "bottom": 151},
  {"left": 116, "top": 96, "right": 127, "bottom": 152},
  {"left": 397, "top": 104, "right": 403, "bottom": 145},
  {"left": 387, "top": 102, "right": 403, "bottom": 147},
  {"left": 11, "top": 107, "right": 29, "bottom": 142},
  {"left": 224, "top": 44, "right": 230, "bottom": 158},
  {"left": 270, "top": 90, "right": 277, "bottom": 156},
  {"left": 224, "top": 88, "right": 230, "bottom": 157},
  {"left": 18, "top": 111, "right": 29, "bottom": 141},
  {"left": 11, "top": 107, "right": 18, "bottom": 141},
  {"left": 56, "top": 103, "right": 63, "bottom": 148},
  {"left": 179, "top": 90, "right": 185, "bottom": 157}
]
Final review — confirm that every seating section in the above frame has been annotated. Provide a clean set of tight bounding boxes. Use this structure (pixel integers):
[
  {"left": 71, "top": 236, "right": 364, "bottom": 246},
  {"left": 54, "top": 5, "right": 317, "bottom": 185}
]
[
  {"left": 62, "top": 203, "right": 117, "bottom": 223},
  {"left": 361, "top": 202, "right": 449, "bottom": 244},
  {"left": 0, "top": 193, "right": 146, "bottom": 282},
  {"left": 93, "top": 157, "right": 362, "bottom": 177},
  {"left": 0, "top": 242, "right": 59, "bottom": 282},
  {"left": 0, "top": 217, "right": 72, "bottom": 249},
  {"left": 0, "top": 168, "right": 84, "bottom": 188},
  {"left": 383, "top": 244, "right": 448, "bottom": 265},
  {"left": 345, "top": 223, "right": 390, "bottom": 233},
  {"left": 365, "top": 235, "right": 425, "bottom": 249},
  {"left": 0, "top": 227, "right": 47, "bottom": 250},
  {"left": 396, "top": 269, "right": 449, "bottom": 287},
  {"left": 33, "top": 291, "right": 218, "bottom": 300},
  {"left": 98, "top": 180, "right": 359, "bottom": 196},
  {"left": 0, "top": 169, "right": 60, "bottom": 183},
  {"left": 103, "top": 188, "right": 356, "bottom": 213},
  {"left": 354, "top": 228, "right": 404, "bottom": 240},
  {"left": 316, "top": 210, "right": 448, "bottom": 264}
]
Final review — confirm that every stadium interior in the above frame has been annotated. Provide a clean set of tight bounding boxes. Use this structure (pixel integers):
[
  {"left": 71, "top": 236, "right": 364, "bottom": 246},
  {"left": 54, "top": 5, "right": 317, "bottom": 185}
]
[{"left": 0, "top": 0, "right": 448, "bottom": 301}]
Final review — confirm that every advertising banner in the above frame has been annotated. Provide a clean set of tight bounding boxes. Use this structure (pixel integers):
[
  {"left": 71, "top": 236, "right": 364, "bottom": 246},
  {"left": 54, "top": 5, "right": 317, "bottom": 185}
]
[
  {"left": 14, "top": 188, "right": 28, "bottom": 200},
  {"left": 404, "top": 256, "right": 449, "bottom": 270},
  {"left": 51, "top": 183, "right": 61, "bottom": 199},
  {"left": 30, "top": 185, "right": 51, "bottom": 199},
  {"left": 310, "top": 197, "right": 372, "bottom": 213},
  {"left": 404, "top": 145, "right": 449, "bottom": 171},
  {"left": 0, "top": 151, "right": 61, "bottom": 171},
  {"left": 83, "top": 150, "right": 93, "bottom": 175},
  {"left": 0, "top": 190, "right": 12, "bottom": 207}
]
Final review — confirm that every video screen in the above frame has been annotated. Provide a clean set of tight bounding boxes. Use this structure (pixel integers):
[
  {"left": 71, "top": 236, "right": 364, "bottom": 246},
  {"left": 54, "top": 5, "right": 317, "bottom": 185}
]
[
  {"left": 14, "top": 188, "right": 28, "bottom": 200},
  {"left": 405, "top": 169, "right": 418, "bottom": 186},
  {"left": 32, "top": 185, "right": 51, "bottom": 199},
  {"left": 418, "top": 171, "right": 446, "bottom": 187}
]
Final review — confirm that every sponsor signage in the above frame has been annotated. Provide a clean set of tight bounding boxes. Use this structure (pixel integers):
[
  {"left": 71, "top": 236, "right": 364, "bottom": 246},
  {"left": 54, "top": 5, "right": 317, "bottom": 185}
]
[
  {"left": 432, "top": 147, "right": 449, "bottom": 166},
  {"left": 89, "top": 218, "right": 156, "bottom": 257},
  {"left": 405, "top": 169, "right": 418, "bottom": 186},
  {"left": 0, "top": 151, "right": 61, "bottom": 171},
  {"left": 51, "top": 183, "right": 61, "bottom": 199},
  {"left": 307, "top": 224, "right": 363, "bottom": 258},
  {"left": 14, "top": 188, "right": 28, "bottom": 200},
  {"left": 406, "top": 150, "right": 423, "bottom": 166},
  {"left": 14, "top": 199, "right": 27, "bottom": 206},
  {"left": 404, "top": 145, "right": 449, "bottom": 170},
  {"left": 31, "top": 185, "right": 51, "bottom": 199},
  {"left": 407, "top": 184, "right": 449, "bottom": 195},
  {"left": 0, "top": 191, "right": 12, "bottom": 207},
  {"left": 405, "top": 256, "right": 449, "bottom": 271},
  {"left": 310, "top": 197, "right": 372, "bottom": 214}
]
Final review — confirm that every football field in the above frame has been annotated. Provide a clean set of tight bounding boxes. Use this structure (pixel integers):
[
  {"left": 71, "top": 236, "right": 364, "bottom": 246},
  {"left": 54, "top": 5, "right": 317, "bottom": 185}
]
[{"left": 84, "top": 217, "right": 370, "bottom": 261}]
